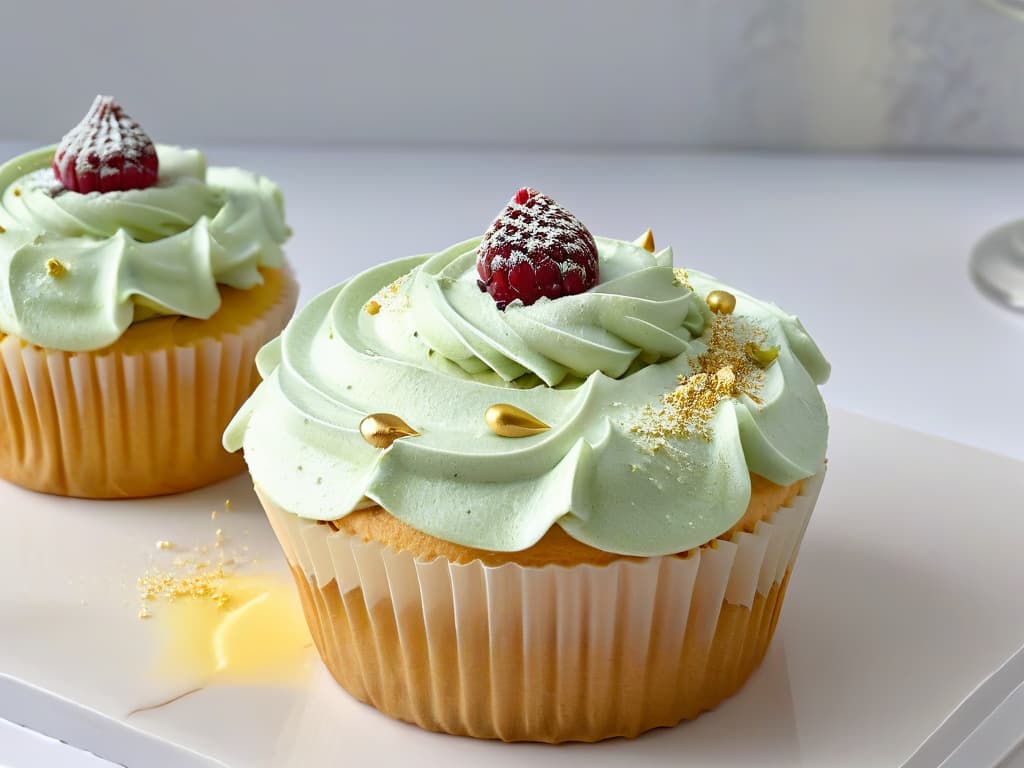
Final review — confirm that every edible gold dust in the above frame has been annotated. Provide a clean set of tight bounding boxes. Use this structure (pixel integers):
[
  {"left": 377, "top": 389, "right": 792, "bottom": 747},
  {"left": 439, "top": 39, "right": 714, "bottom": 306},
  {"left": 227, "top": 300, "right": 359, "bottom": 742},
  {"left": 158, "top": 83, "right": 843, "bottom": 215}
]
[{"left": 631, "top": 315, "right": 768, "bottom": 449}]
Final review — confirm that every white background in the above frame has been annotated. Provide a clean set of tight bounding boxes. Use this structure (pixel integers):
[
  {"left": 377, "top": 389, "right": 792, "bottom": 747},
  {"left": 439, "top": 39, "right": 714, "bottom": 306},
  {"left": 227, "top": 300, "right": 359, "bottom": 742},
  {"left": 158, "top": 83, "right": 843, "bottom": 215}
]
[{"left": 6, "top": 0, "right": 1024, "bottom": 151}]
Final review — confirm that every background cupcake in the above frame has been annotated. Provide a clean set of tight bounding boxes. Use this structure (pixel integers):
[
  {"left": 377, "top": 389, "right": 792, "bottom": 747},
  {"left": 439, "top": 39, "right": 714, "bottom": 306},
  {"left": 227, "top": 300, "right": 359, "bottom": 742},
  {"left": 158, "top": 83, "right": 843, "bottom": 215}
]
[
  {"left": 0, "top": 95, "right": 298, "bottom": 498},
  {"left": 226, "top": 188, "right": 829, "bottom": 742}
]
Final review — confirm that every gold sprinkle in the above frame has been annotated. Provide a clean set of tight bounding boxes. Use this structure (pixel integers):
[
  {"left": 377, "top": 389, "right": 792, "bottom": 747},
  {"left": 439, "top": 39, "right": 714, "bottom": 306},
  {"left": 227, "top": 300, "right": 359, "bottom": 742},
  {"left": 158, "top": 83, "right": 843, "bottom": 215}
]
[
  {"left": 360, "top": 413, "right": 419, "bottom": 448},
  {"left": 0, "top": 225, "right": 5, "bottom": 234},
  {"left": 745, "top": 342, "right": 780, "bottom": 369},
  {"left": 45, "top": 258, "right": 66, "bottom": 277},
  {"left": 364, "top": 273, "right": 411, "bottom": 316},
  {"left": 138, "top": 567, "right": 230, "bottom": 611},
  {"left": 740, "top": 388, "right": 764, "bottom": 405},
  {"left": 224, "top": 499, "right": 231, "bottom": 512},
  {"left": 630, "top": 314, "right": 767, "bottom": 447},
  {"left": 12, "top": 188, "right": 20, "bottom": 197},
  {"left": 138, "top": 607, "right": 152, "bottom": 620},
  {"left": 714, "top": 366, "right": 736, "bottom": 394},
  {"left": 211, "top": 509, "right": 217, "bottom": 521},
  {"left": 706, "top": 290, "right": 736, "bottom": 315},
  {"left": 673, "top": 268, "right": 692, "bottom": 289},
  {"left": 634, "top": 228, "right": 656, "bottom": 253},
  {"left": 155, "top": 540, "right": 174, "bottom": 551}
]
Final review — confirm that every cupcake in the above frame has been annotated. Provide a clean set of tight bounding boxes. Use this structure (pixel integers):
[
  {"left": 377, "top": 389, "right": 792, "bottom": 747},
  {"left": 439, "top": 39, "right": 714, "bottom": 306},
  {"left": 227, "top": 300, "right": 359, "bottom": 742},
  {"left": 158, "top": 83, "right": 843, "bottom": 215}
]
[
  {"left": 225, "top": 187, "right": 830, "bottom": 742},
  {"left": 0, "top": 96, "right": 297, "bottom": 498}
]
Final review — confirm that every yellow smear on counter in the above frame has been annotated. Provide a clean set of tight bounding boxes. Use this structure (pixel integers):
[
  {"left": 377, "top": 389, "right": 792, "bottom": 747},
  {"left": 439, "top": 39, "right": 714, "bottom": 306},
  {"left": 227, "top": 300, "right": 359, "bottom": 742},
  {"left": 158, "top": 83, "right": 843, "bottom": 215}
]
[{"left": 153, "top": 573, "right": 312, "bottom": 684}]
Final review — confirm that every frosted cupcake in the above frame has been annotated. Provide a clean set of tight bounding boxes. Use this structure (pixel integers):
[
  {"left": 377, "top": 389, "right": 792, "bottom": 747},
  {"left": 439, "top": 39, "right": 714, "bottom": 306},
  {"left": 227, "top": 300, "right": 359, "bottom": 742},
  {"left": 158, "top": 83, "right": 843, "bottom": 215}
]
[
  {"left": 0, "top": 96, "right": 297, "bottom": 498},
  {"left": 225, "top": 188, "right": 829, "bottom": 742}
]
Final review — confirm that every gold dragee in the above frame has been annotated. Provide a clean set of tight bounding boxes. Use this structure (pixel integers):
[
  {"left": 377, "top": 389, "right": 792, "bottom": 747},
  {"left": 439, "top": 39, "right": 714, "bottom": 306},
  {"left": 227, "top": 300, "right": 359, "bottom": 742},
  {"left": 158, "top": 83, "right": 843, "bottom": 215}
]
[
  {"left": 485, "top": 404, "right": 550, "bottom": 438},
  {"left": 359, "top": 413, "right": 419, "bottom": 448},
  {"left": 706, "top": 290, "right": 736, "bottom": 315}
]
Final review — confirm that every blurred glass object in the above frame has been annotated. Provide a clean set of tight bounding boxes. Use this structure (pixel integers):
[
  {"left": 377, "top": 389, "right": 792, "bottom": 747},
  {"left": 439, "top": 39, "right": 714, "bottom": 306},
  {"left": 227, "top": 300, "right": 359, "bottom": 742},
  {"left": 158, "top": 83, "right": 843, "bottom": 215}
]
[
  {"left": 971, "top": 0, "right": 1024, "bottom": 310},
  {"left": 971, "top": 221, "right": 1024, "bottom": 311}
]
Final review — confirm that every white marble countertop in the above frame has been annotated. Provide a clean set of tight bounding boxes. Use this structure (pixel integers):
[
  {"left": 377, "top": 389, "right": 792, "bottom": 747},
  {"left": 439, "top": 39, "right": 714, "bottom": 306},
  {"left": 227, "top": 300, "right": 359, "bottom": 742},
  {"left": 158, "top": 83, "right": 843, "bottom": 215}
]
[{"left": 2, "top": 143, "right": 1023, "bottom": 767}]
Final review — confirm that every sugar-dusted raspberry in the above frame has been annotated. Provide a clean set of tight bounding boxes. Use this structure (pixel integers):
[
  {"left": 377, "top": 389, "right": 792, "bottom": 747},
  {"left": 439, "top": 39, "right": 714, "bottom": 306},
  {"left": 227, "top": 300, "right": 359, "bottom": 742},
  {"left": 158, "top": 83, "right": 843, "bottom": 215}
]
[
  {"left": 53, "top": 95, "right": 158, "bottom": 193},
  {"left": 476, "top": 187, "right": 599, "bottom": 309}
]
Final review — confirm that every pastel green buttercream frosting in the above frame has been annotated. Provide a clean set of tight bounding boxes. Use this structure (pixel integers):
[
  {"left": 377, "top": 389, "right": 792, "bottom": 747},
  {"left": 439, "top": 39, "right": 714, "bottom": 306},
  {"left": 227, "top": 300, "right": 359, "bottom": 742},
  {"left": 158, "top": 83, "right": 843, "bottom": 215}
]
[
  {"left": 0, "top": 144, "right": 289, "bottom": 351},
  {"left": 224, "top": 237, "right": 830, "bottom": 556}
]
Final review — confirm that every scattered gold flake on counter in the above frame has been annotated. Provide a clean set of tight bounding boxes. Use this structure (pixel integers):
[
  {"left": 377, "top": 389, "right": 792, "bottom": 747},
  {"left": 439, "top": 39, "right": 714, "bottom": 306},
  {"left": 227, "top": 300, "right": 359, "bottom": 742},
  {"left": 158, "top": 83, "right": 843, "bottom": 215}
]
[
  {"left": 211, "top": 499, "right": 231, "bottom": 521},
  {"left": 631, "top": 314, "right": 769, "bottom": 450},
  {"left": 139, "top": 566, "right": 230, "bottom": 610},
  {"left": 136, "top": 515, "right": 255, "bottom": 621},
  {"left": 45, "top": 258, "right": 66, "bottom": 277}
]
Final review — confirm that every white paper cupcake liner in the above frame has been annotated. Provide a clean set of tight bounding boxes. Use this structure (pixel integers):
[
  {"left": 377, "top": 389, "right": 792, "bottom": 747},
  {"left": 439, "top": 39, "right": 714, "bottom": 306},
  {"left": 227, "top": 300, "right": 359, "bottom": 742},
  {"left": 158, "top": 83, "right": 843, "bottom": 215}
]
[
  {"left": 260, "top": 465, "right": 825, "bottom": 742},
  {"left": 0, "top": 270, "right": 297, "bottom": 498}
]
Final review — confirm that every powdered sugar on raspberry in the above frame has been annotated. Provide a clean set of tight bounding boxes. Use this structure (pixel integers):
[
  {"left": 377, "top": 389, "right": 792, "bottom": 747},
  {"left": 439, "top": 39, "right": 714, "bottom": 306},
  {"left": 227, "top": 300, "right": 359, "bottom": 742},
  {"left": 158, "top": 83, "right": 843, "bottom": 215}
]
[
  {"left": 53, "top": 95, "right": 159, "bottom": 194},
  {"left": 476, "top": 187, "right": 599, "bottom": 309}
]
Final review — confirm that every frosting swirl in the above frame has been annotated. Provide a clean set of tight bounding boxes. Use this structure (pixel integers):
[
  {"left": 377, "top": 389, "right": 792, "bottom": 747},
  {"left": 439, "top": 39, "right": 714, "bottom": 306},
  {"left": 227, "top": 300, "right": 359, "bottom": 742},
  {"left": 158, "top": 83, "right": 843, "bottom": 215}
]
[
  {"left": 0, "top": 145, "right": 288, "bottom": 351},
  {"left": 225, "top": 237, "right": 830, "bottom": 556},
  {"left": 409, "top": 237, "right": 706, "bottom": 385}
]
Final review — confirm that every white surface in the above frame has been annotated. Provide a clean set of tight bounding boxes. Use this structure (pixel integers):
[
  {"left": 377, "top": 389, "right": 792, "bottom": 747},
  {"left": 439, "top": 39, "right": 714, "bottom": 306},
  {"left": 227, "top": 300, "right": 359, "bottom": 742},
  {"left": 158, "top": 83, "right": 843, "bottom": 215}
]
[
  {"left": 1, "top": 410, "right": 1024, "bottom": 767},
  {"left": 906, "top": 632, "right": 1024, "bottom": 767},
  {"left": 0, "top": 677, "right": 223, "bottom": 768},
  {"left": 5, "top": 141, "right": 1014, "bottom": 460},
  {"left": 0, "top": 718, "right": 114, "bottom": 768},
  {"left": 8, "top": 0, "right": 1024, "bottom": 151}
]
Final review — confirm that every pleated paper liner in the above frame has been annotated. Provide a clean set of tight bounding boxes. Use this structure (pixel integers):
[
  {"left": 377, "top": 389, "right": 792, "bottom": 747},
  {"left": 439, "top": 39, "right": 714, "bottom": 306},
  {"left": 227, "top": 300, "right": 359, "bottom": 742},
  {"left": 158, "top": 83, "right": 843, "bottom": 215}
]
[
  {"left": 258, "top": 466, "right": 825, "bottom": 743},
  {"left": 0, "top": 268, "right": 297, "bottom": 499}
]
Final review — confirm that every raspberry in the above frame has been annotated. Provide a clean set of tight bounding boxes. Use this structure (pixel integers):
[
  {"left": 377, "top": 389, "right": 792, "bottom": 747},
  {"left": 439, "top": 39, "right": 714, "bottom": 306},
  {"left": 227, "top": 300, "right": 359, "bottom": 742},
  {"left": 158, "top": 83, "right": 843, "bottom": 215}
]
[
  {"left": 476, "top": 187, "right": 599, "bottom": 309},
  {"left": 53, "top": 95, "right": 159, "bottom": 194}
]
